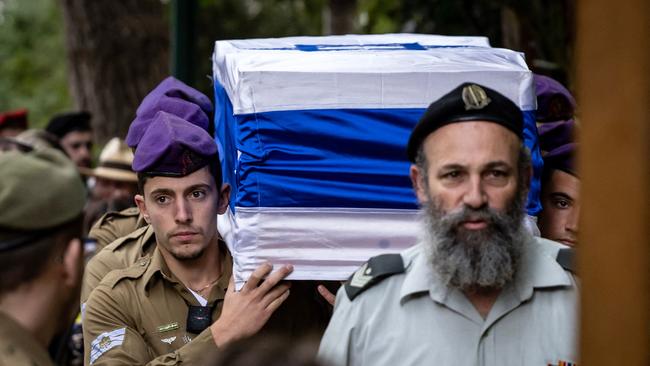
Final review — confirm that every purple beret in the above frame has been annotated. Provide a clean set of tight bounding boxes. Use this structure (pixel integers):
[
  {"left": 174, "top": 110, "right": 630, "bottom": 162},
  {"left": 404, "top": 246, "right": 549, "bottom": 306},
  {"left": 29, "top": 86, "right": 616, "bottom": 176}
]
[
  {"left": 126, "top": 76, "right": 213, "bottom": 148},
  {"left": 544, "top": 143, "right": 577, "bottom": 178},
  {"left": 534, "top": 74, "right": 576, "bottom": 122},
  {"left": 538, "top": 119, "right": 576, "bottom": 153},
  {"left": 132, "top": 111, "right": 217, "bottom": 176}
]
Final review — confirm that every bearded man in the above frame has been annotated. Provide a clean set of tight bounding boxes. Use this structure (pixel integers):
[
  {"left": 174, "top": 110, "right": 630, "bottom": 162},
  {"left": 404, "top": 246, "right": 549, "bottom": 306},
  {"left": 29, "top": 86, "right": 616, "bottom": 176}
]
[{"left": 317, "top": 83, "right": 578, "bottom": 366}]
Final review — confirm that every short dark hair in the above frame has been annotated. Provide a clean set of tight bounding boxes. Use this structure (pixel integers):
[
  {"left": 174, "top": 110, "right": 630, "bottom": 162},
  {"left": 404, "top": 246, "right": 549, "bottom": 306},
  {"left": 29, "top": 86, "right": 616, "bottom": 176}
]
[
  {"left": 0, "top": 215, "right": 83, "bottom": 295},
  {"left": 137, "top": 160, "right": 223, "bottom": 195},
  {"left": 45, "top": 111, "right": 92, "bottom": 138}
]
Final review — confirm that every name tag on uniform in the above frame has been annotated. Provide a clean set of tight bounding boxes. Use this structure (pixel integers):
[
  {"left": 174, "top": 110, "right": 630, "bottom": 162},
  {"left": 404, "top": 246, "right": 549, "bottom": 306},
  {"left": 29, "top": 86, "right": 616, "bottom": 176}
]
[{"left": 157, "top": 322, "right": 179, "bottom": 333}]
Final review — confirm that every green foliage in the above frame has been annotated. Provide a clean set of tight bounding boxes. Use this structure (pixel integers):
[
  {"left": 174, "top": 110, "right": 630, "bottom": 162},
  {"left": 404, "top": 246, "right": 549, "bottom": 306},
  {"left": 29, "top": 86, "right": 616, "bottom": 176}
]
[
  {"left": 192, "top": 0, "right": 326, "bottom": 96},
  {"left": 0, "top": 0, "right": 71, "bottom": 128},
  {"left": 356, "top": 0, "right": 573, "bottom": 84}
]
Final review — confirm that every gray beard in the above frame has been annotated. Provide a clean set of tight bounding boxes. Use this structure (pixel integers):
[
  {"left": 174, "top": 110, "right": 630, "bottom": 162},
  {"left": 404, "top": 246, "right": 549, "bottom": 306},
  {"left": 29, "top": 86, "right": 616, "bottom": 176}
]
[{"left": 422, "top": 192, "right": 530, "bottom": 291}]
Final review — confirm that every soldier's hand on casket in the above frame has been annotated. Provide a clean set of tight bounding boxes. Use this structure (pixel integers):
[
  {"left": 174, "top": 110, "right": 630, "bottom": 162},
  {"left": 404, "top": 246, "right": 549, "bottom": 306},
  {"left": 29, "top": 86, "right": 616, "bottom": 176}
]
[
  {"left": 210, "top": 263, "right": 293, "bottom": 347},
  {"left": 317, "top": 284, "right": 337, "bottom": 306}
]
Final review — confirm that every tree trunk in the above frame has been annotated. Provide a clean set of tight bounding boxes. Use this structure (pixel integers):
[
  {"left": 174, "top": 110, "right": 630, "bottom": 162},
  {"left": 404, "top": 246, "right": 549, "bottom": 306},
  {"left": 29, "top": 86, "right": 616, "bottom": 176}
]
[
  {"left": 58, "top": 0, "right": 169, "bottom": 145},
  {"left": 327, "top": 0, "right": 356, "bottom": 35}
]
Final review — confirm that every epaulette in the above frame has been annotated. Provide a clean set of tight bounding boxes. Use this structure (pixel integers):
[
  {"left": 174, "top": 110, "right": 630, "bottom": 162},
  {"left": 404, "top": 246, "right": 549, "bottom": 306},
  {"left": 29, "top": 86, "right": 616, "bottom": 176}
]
[
  {"left": 93, "top": 207, "right": 140, "bottom": 227},
  {"left": 344, "top": 254, "right": 405, "bottom": 300},
  {"left": 556, "top": 247, "right": 576, "bottom": 274},
  {"left": 107, "top": 225, "right": 150, "bottom": 252},
  {"left": 103, "top": 256, "right": 150, "bottom": 289}
]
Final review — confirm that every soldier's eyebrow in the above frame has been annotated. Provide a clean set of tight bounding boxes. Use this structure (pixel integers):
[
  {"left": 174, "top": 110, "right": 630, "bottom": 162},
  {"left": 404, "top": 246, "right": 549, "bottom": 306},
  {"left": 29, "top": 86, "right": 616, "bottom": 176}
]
[
  {"left": 149, "top": 188, "right": 174, "bottom": 197},
  {"left": 438, "top": 163, "right": 466, "bottom": 172},
  {"left": 484, "top": 161, "right": 512, "bottom": 170},
  {"left": 549, "top": 192, "right": 574, "bottom": 201},
  {"left": 183, "top": 183, "right": 212, "bottom": 196}
]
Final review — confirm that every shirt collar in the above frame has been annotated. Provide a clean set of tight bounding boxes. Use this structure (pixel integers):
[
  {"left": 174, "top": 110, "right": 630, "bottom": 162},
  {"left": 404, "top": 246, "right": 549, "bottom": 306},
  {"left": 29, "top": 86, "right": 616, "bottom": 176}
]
[
  {"left": 512, "top": 236, "right": 573, "bottom": 301},
  {"left": 399, "top": 243, "right": 451, "bottom": 303},
  {"left": 143, "top": 240, "right": 233, "bottom": 302}
]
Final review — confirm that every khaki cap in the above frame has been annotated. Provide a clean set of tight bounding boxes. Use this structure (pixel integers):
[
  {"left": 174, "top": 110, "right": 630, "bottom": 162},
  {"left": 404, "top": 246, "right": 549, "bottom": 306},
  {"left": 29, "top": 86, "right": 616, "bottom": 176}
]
[
  {"left": 88, "top": 138, "right": 137, "bottom": 182},
  {"left": 0, "top": 147, "right": 86, "bottom": 231}
]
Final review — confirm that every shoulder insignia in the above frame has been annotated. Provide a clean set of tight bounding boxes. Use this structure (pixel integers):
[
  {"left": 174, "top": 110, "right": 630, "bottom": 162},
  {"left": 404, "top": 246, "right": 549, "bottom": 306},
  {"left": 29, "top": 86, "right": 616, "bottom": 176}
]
[
  {"left": 103, "top": 256, "right": 150, "bottom": 289},
  {"left": 344, "top": 254, "right": 404, "bottom": 300},
  {"left": 556, "top": 248, "right": 576, "bottom": 274},
  {"left": 89, "top": 328, "right": 126, "bottom": 364}
]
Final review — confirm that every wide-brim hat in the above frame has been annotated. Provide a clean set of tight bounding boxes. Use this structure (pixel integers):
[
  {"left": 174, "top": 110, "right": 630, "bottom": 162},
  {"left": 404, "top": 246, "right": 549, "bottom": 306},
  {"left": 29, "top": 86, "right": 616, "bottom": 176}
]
[{"left": 85, "top": 137, "right": 137, "bottom": 182}]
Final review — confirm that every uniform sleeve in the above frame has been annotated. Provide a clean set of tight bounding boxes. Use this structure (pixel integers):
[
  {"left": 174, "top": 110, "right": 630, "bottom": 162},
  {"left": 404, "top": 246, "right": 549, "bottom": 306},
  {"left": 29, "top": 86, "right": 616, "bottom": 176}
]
[
  {"left": 317, "top": 286, "right": 364, "bottom": 366},
  {"left": 88, "top": 209, "right": 143, "bottom": 251},
  {"left": 80, "top": 251, "right": 118, "bottom": 305},
  {"left": 83, "top": 284, "right": 217, "bottom": 366}
]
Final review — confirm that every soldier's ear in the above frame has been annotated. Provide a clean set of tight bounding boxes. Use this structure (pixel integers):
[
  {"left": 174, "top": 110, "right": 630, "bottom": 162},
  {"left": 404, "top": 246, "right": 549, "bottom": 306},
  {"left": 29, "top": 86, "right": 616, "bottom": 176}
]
[
  {"left": 409, "top": 165, "right": 429, "bottom": 204},
  {"left": 216, "top": 183, "right": 231, "bottom": 215},
  {"left": 134, "top": 194, "right": 150, "bottom": 223},
  {"left": 61, "top": 237, "right": 82, "bottom": 288}
]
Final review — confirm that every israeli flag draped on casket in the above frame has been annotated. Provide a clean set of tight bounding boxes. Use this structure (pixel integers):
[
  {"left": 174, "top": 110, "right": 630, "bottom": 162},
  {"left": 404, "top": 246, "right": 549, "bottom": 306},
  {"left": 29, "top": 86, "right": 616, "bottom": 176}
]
[{"left": 212, "top": 34, "right": 541, "bottom": 288}]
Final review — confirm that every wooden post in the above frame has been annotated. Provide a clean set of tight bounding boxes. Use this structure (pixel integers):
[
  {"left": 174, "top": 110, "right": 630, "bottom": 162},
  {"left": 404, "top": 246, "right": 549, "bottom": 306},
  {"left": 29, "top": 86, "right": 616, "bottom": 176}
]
[{"left": 576, "top": 1, "right": 649, "bottom": 364}]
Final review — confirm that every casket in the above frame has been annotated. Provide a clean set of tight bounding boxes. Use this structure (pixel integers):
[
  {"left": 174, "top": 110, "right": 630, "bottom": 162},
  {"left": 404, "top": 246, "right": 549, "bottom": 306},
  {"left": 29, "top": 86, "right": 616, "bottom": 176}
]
[{"left": 211, "top": 34, "right": 540, "bottom": 287}]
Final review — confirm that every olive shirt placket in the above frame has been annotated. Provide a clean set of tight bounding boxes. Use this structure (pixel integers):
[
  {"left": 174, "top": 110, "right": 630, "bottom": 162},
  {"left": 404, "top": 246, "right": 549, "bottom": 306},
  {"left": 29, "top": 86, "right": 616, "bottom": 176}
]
[{"left": 82, "top": 246, "right": 231, "bottom": 366}]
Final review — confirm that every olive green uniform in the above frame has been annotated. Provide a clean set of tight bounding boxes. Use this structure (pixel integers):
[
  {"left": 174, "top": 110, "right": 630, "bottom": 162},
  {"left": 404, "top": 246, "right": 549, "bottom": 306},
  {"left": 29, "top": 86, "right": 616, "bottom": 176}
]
[
  {"left": 87, "top": 207, "right": 146, "bottom": 251},
  {"left": 0, "top": 312, "right": 54, "bottom": 366},
  {"left": 82, "top": 247, "right": 231, "bottom": 365},
  {"left": 81, "top": 225, "right": 154, "bottom": 304}
]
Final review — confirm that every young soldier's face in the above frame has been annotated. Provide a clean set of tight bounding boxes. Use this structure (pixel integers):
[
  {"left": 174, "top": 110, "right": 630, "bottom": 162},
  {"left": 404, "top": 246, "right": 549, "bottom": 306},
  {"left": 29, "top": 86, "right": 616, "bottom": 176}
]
[
  {"left": 136, "top": 166, "right": 229, "bottom": 260},
  {"left": 538, "top": 170, "right": 580, "bottom": 246},
  {"left": 412, "top": 121, "right": 522, "bottom": 222}
]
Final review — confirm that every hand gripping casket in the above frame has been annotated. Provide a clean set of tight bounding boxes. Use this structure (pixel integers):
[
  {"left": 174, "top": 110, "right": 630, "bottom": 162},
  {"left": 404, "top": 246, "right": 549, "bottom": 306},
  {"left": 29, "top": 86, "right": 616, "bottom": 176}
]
[{"left": 212, "top": 34, "right": 541, "bottom": 287}]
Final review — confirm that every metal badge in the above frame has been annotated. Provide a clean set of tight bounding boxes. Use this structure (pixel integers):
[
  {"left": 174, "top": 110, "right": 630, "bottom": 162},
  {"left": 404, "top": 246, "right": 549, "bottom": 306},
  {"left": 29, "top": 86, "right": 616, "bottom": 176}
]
[
  {"left": 160, "top": 336, "right": 176, "bottom": 345},
  {"left": 462, "top": 84, "right": 491, "bottom": 110},
  {"left": 157, "top": 322, "right": 179, "bottom": 333}
]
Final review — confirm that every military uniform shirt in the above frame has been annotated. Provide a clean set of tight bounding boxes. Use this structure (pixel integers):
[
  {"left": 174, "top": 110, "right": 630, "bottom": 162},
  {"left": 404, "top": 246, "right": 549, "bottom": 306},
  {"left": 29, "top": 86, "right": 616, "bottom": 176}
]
[
  {"left": 81, "top": 225, "right": 154, "bottom": 304},
  {"left": 0, "top": 311, "right": 54, "bottom": 366},
  {"left": 82, "top": 246, "right": 231, "bottom": 365},
  {"left": 88, "top": 207, "right": 146, "bottom": 251},
  {"left": 318, "top": 237, "right": 579, "bottom": 366}
]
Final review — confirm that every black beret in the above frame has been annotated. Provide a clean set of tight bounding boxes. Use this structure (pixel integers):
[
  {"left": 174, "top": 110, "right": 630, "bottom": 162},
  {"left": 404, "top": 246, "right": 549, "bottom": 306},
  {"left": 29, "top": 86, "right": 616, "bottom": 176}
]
[
  {"left": 46, "top": 111, "right": 92, "bottom": 138},
  {"left": 407, "top": 83, "right": 523, "bottom": 162}
]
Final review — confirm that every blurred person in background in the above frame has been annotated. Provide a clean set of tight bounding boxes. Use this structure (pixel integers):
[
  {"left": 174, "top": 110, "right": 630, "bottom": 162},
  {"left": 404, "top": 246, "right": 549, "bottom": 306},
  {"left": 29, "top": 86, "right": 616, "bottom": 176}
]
[
  {"left": 0, "top": 146, "right": 86, "bottom": 366},
  {"left": 46, "top": 111, "right": 94, "bottom": 170},
  {"left": 0, "top": 109, "right": 28, "bottom": 138},
  {"left": 83, "top": 137, "right": 139, "bottom": 237}
]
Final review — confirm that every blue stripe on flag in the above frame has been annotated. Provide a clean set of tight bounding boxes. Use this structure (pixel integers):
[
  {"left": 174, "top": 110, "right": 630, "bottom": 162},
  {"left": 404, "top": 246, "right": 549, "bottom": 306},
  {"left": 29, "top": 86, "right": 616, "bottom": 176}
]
[{"left": 214, "top": 83, "right": 542, "bottom": 215}]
